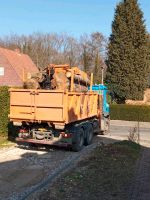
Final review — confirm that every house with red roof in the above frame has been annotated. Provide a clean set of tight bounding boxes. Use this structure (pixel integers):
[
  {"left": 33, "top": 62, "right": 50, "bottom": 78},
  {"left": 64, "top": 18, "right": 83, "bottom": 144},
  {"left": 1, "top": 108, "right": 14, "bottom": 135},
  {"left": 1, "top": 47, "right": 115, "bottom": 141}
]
[{"left": 0, "top": 47, "right": 39, "bottom": 86}]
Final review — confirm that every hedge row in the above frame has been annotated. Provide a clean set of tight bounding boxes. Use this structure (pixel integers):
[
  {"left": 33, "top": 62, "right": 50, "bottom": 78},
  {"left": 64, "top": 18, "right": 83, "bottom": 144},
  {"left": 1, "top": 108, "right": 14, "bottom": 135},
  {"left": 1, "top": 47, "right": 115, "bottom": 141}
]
[
  {"left": 110, "top": 104, "right": 150, "bottom": 122},
  {"left": 0, "top": 86, "right": 19, "bottom": 138},
  {"left": 0, "top": 86, "right": 10, "bottom": 136}
]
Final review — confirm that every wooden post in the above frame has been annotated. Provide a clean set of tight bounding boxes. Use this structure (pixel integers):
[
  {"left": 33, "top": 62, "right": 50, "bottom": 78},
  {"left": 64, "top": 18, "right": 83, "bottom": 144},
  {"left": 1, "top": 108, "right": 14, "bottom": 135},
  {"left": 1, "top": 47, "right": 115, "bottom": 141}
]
[
  {"left": 101, "top": 67, "right": 104, "bottom": 85},
  {"left": 22, "top": 68, "right": 25, "bottom": 82},
  {"left": 90, "top": 73, "right": 93, "bottom": 91},
  {"left": 71, "top": 70, "right": 74, "bottom": 92}
]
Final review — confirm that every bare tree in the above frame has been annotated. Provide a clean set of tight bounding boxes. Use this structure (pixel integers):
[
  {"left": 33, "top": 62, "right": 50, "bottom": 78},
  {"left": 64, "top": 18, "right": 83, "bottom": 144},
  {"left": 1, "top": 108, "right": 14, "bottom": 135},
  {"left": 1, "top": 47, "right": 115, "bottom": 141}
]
[
  {"left": 80, "top": 32, "right": 106, "bottom": 83},
  {"left": 0, "top": 31, "right": 106, "bottom": 81}
]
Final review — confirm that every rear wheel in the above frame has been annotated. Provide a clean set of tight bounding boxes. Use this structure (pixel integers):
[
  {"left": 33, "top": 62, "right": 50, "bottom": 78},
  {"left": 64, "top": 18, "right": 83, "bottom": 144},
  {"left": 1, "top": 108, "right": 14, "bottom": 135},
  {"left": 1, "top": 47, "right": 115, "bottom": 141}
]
[
  {"left": 84, "top": 124, "right": 94, "bottom": 146},
  {"left": 72, "top": 128, "right": 84, "bottom": 152}
]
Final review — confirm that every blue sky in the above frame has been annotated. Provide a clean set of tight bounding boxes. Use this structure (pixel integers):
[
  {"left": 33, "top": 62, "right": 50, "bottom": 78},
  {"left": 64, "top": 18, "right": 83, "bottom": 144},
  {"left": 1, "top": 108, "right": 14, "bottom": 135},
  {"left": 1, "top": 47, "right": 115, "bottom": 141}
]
[{"left": 0, "top": 0, "right": 150, "bottom": 38}]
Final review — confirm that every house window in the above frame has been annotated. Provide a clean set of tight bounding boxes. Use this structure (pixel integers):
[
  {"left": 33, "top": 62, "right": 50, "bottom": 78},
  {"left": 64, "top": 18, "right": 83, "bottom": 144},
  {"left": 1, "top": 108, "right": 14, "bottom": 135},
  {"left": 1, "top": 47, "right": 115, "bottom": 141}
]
[{"left": 0, "top": 67, "right": 4, "bottom": 76}]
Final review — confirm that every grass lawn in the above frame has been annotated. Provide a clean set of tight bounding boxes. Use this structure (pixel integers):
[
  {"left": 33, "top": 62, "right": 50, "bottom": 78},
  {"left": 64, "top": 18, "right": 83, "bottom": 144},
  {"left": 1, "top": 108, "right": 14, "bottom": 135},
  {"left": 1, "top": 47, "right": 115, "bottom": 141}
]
[
  {"left": 0, "top": 136, "right": 15, "bottom": 148},
  {"left": 38, "top": 141, "right": 141, "bottom": 200}
]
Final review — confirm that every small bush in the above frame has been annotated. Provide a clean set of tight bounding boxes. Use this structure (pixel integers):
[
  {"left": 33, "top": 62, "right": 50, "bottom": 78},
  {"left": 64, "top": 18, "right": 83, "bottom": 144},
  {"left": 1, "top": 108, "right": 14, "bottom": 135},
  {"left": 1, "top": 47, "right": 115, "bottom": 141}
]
[
  {"left": 110, "top": 104, "right": 150, "bottom": 122},
  {"left": 128, "top": 126, "right": 139, "bottom": 143}
]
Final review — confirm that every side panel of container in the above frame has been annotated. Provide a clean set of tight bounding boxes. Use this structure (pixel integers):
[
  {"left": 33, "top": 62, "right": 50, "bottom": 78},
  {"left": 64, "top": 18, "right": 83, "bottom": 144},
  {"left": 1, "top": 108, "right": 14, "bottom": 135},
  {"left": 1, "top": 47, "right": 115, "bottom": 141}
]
[
  {"left": 35, "top": 90, "right": 65, "bottom": 122},
  {"left": 9, "top": 89, "right": 65, "bottom": 122},
  {"left": 10, "top": 90, "right": 35, "bottom": 120},
  {"left": 67, "top": 92, "right": 98, "bottom": 123},
  {"left": 9, "top": 89, "right": 99, "bottom": 125}
]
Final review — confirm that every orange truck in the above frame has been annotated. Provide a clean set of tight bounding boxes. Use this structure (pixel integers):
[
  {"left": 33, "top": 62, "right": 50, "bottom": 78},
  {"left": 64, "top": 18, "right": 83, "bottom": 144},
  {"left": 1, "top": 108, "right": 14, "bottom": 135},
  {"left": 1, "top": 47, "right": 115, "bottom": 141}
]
[{"left": 9, "top": 65, "right": 109, "bottom": 151}]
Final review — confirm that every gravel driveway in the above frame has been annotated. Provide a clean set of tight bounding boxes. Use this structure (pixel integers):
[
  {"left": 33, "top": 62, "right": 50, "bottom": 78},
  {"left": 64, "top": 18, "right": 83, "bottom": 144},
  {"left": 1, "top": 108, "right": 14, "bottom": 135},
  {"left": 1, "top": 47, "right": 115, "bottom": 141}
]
[
  {"left": 0, "top": 135, "right": 108, "bottom": 200},
  {"left": 0, "top": 120, "right": 150, "bottom": 200},
  {"left": 0, "top": 146, "right": 73, "bottom": 200}
]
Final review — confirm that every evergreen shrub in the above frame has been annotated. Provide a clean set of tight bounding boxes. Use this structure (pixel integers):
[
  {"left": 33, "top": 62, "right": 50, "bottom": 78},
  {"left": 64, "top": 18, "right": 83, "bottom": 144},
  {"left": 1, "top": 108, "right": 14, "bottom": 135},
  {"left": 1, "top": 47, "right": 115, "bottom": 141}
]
[{"left": 0, "top": 86, "right": 9, "bottom": 136}]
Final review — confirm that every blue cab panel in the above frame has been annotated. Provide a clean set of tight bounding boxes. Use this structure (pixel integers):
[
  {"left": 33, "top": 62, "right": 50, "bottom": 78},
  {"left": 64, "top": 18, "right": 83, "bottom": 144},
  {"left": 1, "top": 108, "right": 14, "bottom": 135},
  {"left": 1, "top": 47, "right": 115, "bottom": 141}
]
[{"left": 89, "top": 84, "right": 110, "bottom": 116}]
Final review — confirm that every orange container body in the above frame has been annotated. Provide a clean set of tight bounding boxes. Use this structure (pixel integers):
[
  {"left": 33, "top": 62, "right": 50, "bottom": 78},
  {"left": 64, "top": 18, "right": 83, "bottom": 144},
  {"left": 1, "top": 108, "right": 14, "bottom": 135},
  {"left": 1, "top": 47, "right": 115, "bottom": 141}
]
[{"left": 9, "top": 89, "right": 99, "bottom": 128}]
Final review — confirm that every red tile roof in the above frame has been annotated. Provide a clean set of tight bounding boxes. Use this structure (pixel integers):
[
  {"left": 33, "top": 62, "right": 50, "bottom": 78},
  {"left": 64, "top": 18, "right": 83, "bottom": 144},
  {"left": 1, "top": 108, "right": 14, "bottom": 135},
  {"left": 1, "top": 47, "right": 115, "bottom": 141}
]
[{"left": 0, "top": 47, "right": 39, "bottom": 81}]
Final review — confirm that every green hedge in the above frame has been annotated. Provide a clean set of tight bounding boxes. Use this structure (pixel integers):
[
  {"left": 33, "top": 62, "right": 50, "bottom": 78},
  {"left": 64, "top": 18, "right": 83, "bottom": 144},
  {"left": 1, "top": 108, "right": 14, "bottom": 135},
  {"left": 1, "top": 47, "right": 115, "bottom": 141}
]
[
  {"left": 110, "top": 104, "right": 150, "bottom": 122},
  {"left": 0, "top": 86, "right": 10, "bottom": 136},
  {"left": 0, "top": 86, "right": 19, "bottom": 138}
]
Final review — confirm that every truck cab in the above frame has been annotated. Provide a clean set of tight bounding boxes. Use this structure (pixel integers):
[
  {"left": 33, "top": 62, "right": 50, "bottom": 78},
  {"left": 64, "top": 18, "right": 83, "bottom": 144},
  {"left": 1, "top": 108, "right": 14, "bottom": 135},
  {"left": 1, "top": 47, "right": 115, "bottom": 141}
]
[
  {"left": 89, "top": 84, "right": 110, "bottom": 134},
  {"left": 90, "top": 84, "right": 109, "bottom": 116}
]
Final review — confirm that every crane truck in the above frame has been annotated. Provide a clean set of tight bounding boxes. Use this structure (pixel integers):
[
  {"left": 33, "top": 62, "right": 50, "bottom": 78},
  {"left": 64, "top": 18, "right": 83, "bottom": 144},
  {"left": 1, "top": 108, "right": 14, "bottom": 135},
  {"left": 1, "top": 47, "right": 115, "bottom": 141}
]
[{"left": 9, "top": 64, "right": 110, "bottom": 151}]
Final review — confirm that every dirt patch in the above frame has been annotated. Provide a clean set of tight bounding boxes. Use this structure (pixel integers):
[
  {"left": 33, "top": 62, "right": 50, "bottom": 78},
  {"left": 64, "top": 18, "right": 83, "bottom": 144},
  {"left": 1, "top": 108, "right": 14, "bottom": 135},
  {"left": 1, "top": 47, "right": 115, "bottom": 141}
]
[{"left": 35, "top": 141, "right": 141, "bottom": 200}]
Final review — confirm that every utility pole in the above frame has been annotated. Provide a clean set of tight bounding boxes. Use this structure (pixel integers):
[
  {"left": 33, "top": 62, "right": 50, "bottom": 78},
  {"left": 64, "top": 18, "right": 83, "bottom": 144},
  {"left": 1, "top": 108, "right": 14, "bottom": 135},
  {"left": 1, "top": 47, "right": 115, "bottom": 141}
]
[{"left": 101, "top": 66, "right": 104, "bottom": 85}]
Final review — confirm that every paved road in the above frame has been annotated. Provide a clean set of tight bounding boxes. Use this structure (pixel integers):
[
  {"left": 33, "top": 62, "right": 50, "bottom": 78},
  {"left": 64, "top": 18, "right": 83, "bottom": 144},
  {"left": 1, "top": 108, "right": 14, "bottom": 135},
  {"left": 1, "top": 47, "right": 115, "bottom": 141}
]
[{"left": 109, "top": 120, "right": 150, "bottom": 146}]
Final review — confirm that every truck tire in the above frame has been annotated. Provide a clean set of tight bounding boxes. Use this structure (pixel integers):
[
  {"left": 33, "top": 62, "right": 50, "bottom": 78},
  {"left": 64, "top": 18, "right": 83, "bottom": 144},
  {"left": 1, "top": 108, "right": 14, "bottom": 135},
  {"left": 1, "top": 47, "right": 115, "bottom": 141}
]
[
  {"left": 72, "top": 128, "right": 84, "bottom": 152},
  {"left": 84, "top": 124, "right": 93, "bottom": 146},
  {"left": 93, "top": 119, "right": 100, "bottom": 135}
]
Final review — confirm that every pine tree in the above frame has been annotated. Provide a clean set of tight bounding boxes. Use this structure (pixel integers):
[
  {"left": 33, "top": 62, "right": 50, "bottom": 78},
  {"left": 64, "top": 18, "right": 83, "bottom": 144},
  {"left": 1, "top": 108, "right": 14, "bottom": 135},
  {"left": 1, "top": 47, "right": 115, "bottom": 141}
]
[{"left": 106, "top": 0, "right": 149, "bottom": 102}]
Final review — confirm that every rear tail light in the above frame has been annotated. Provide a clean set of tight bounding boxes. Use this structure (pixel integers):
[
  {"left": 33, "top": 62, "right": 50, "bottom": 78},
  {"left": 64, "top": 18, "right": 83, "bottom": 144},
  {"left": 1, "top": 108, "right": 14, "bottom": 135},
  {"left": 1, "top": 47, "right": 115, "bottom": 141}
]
[
  {"left": 19, "top": 128, "right": 29, "bottom": 138},
  {"left": 61, "top": 132, "right": 72, "bottom": 138},
  {"left": 20, "top": 128, "right": 28, "bottom": 133}
]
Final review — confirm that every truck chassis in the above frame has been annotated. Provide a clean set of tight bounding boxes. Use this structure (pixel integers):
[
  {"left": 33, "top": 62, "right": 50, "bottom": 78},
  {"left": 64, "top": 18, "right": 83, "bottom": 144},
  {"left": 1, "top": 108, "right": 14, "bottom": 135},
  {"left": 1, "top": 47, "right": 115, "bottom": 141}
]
[{"left": 16, "top": 117, "right": 100, "bottom": 151}]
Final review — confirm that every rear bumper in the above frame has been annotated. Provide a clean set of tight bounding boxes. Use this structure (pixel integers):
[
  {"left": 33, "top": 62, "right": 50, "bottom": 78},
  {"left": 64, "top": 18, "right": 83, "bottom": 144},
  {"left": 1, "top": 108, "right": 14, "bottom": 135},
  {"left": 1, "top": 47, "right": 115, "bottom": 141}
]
[{"left": 16, "top": 137, "right": 72, "bottom": 147}]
